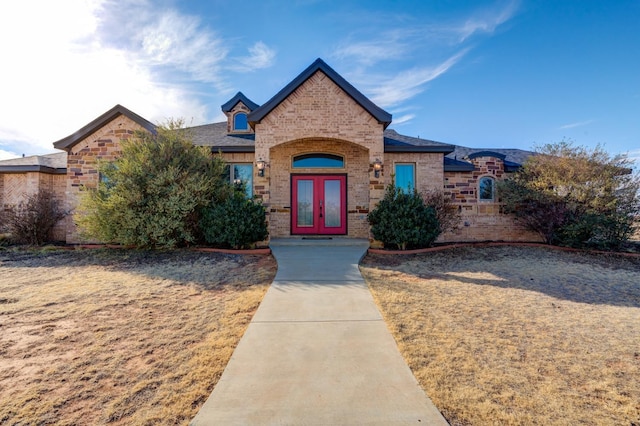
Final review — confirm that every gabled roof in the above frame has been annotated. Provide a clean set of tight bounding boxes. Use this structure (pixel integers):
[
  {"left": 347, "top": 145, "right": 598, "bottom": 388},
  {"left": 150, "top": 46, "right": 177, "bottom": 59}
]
[
  {"left": 221, "top": 92, "right": 260, "bottom": 112},
  {"left": 248, "top": 58, "right": 392, "bottom": 128},
  {"left": 383, "top": 129, "right": 455, "bottom": 154},
  {"left": 53, "top": 104, "right": 156, "bottom": 151}
]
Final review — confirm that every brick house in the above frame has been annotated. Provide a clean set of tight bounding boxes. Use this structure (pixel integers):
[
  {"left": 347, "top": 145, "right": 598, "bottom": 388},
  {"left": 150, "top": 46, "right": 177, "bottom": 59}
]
[{"left": 0, "top": 58, "right": 540, "bottom": 244}]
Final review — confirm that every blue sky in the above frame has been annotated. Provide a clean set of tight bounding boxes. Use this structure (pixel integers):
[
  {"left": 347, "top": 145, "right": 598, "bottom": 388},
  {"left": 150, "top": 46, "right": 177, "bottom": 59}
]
[{"left": 1, "top": 0, "right": 638, "bottom": 163}]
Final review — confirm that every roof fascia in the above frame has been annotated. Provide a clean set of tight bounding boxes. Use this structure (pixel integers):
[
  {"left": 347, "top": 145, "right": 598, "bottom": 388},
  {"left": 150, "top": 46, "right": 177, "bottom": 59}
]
[
  {"left": 52, "top": 105, "right": 156, "bottom": 151},
  {"left": 221, "top": 92, "right": 260, "bottom": 112},
  {"left": 384, "top": 145, "right": 455, "bottom": 154},
  {"left": 0, "top": 165, "right": 67, "bottom": 174},
  {"left": 210, "top": 146, "right": 256, "bottom": 153}
]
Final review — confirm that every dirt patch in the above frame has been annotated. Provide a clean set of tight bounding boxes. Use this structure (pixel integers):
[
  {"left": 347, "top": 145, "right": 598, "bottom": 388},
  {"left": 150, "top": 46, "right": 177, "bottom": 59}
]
[
  {"left": 0, "top": 248, "right": 276, "bottom": 425},
  {"left": 361, "top": 246, "right": 640, "bottom": 425}
]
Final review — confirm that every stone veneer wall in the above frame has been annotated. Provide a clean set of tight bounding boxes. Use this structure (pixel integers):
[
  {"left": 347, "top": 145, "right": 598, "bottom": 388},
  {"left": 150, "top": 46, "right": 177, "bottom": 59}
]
[
  {"left": 252, "top": 70, "right": 386, "bottom": 239},
  {"left": 440, "top": 155, "right": 542, "bottom": 242},
  {"left": 64, "top": 115, "right": 147, "bottom": 243}
]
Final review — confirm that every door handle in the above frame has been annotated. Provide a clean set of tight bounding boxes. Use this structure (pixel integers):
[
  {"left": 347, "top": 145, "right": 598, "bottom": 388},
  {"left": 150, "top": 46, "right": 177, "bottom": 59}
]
[{"left": 319, "top": 199, "right": 323, "bottom": 218}]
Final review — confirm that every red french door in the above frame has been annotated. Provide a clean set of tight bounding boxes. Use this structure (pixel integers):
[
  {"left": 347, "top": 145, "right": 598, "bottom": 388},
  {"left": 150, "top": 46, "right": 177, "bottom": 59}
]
[{"left": 291, "top": 175, "right": 347, "bottom": 235}]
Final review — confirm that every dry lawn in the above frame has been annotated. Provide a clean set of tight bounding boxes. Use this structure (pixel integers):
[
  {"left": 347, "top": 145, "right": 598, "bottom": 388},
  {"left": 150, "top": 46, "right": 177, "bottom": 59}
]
[
  {"left": 361, "top": 246, "right": 640, "bottom": 426},
  {"left": 0, "top": 248, "right": 276, "bottom": 425}
]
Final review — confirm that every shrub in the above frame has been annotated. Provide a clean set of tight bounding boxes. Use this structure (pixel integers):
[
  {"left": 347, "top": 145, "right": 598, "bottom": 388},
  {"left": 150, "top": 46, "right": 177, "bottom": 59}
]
[
  {"left": 76, "top": 120, "right": 231, "bottom": 248},
  {"left": 200, "top": 190, "right": 268, "bottom": 249},
  {"left": 368, "top": 184, "right": 440, "bottom": 250},
  {"left": 422, "top": 190, "right": 461, "bottom": 234},
  {"left": 498, "top": 141, "right": 640, "bottom": 249},
  {"left": 2, "top": 190, "right": 66, "bottom": 245}
]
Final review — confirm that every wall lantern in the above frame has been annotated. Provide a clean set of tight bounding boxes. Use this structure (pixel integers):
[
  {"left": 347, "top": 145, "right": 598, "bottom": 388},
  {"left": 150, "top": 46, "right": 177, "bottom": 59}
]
[
  {"left": 373, "top": 158, "right": 383, "bottom": 178},
  {"left": 256, "top": 159, "right": 266, "bottom": 177}
]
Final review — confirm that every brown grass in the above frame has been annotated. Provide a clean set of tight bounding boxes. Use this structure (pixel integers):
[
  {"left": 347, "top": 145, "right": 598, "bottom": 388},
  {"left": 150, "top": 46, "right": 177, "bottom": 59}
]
[
  {"left": 0, "top": 248, "right": 276, "bottom": 425},
  {"left": 361, "top": 246, "right": 640, "bottom": 426}
]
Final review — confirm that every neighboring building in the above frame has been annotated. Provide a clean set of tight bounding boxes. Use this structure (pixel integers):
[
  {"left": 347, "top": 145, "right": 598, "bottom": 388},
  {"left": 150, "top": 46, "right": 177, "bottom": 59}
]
[{"left": 0, "top": 58, "right": 541, "bottom": 245}]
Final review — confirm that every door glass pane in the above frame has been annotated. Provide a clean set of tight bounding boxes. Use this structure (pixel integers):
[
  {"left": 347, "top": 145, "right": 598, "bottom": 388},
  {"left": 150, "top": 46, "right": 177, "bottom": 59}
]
[
  {"left": 297, "top": 180, "right": 314, "bottom": 227},
  {"left": 234, "top": 164, "right": 253, "bottom": 198},
  {"left": 324, "top": 180, "right": 341, "bottom": 227}
]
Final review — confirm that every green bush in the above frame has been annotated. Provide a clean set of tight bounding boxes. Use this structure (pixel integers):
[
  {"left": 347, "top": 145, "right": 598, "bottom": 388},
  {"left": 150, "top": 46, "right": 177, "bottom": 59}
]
[
  {"left": 200, "top": 190, "right": 268, "bottom": 249},
  {"left": 368, "top": 184, "right": 440, "bottom": 250},
  {"left": 559, "top": 210, "right": 633, "bottom": 251},
  {"left": 77, "top": 120, "right": 231, "bottom": 248}
]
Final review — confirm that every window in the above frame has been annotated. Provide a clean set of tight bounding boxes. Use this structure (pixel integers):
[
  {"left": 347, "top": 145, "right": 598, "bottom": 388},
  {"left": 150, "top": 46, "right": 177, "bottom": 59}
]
[
  {"left": 479, "top": 176, "right": 495, "bottom": 201},
  {"left": 225, "top": 164, "right": 253, "bottom": 198},
  {"left": 292, "top": 153, "right": 344, "bottom": 168},
  {"left": 395, "top": 163, "right": 415, "bottom": 193},
  {"left": 233, "top": 113, "right": 248, "bottom": 131}
]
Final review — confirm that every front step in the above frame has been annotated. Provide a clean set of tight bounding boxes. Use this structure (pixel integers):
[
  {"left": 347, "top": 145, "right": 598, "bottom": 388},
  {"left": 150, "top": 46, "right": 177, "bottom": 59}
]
[{"left": 269, "top": 237, "right": 369, "bottom": 247}]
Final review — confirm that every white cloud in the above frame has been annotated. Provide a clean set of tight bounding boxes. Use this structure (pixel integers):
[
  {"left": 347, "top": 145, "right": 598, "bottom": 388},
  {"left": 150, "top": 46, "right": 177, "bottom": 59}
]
[
  {"left": 231, "top": 42, "right": 277, "bottom": 72},
  {"left": 136, "top": 9, "right": 228, "bottom": 85},
  {"left": 366, "top": 50, "right": 469, "bottom": 108},
  {"left": 559, "top": 120, "right": 594, "bottom": 130},
  {"left": 333, "top": 34, "right": 409, "bottom": 67},
  {"left": 0, "top": 149, "right": 20, "bottom": 161},
  {"left": 0, "top": 1, "right": 232, "bottom": 155},
  {"left": 454, "top": 0, "right": 519, "bottom": 42},
  {"left": 390, "top": 114, "right": 416, "bottom": 125}
]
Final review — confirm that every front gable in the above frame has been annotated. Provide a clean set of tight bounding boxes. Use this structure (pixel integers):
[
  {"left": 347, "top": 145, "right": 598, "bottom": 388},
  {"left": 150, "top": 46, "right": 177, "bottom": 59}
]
[
  {"left": 251, "top": 61, "right": 390, "bottom": 166},
  {"left": 248, "top": 58, "right": 391, "bottom": 129}
]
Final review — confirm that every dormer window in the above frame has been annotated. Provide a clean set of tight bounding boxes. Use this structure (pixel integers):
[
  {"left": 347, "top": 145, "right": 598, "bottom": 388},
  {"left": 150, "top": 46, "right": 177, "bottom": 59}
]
[{"left": 233, "top": 113, "right": 248, "bottom": 131}]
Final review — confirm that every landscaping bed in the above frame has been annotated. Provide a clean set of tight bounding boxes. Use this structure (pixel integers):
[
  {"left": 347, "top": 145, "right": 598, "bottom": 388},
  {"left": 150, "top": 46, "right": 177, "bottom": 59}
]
[
  {"left": 361, "top": 246, "right": 640, "bottom": 425},
  {"left": 0, "top": 248, "right": 276, "bottom": 425}
]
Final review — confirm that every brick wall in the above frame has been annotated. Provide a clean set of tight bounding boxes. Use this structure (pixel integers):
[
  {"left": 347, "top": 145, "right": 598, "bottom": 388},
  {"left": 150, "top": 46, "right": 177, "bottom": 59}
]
[
  {"left": 385, "top": 152, "right": 444, "bottom": 193},
  {"left": 0, "top": 171, "right": 66, "bottom": 241},
  {"left": 252, "top": 70, "right": 386, "bottom": 239},
  {"left": 267, "top": 138, "right": 370, "bottom": 238},
  {"left": 64, "top": 115, "right": 148, "bottom": 243},
  {"left": 224, "top": 102, "right": 255, "bottom": 134}
]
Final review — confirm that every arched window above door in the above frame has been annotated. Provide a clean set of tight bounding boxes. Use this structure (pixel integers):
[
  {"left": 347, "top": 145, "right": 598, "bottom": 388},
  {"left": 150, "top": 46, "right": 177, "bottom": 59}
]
[{"left": 292, "top": 153, "right": 344, "bottom": 168}]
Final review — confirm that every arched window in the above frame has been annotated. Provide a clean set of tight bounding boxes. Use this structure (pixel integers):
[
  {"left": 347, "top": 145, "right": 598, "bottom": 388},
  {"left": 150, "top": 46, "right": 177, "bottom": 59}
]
[
  {"left": 292, "top": 153, "right": 344, "bottom": 168},
  {"left": 233, "top": 113, "right": 248, "bottom": 131},
  {"left": 479, "top": 176, "right": 495, "bottom": 201}
]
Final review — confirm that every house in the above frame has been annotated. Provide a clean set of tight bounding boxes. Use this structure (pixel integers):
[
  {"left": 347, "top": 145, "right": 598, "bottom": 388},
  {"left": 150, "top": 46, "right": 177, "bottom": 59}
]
[{"left": 0, "top": 58, "right": 540, "bottom": 245}]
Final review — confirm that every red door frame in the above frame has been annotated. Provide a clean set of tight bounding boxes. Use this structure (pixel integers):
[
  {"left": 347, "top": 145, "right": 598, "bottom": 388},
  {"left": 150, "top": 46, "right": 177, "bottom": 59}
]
[{"left": 291, "top": 174, "right": 347, "bottom": 235}]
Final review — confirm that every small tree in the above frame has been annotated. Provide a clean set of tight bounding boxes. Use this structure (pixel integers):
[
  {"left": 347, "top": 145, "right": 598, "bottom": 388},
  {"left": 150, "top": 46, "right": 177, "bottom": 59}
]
[
  {"left": 200, "top": 189, "right": 268, "bottom": 249},
  {"left": 77, "top": 120, "right": 231, "bottom": 248},
  {"left": 422, "top": 190, "right": 461, "bottom": 235},
  {"left": 368, "top": 184, "right": 440, "bottom": 250},
  {"left": 3, "top": 190, "right": 66, "bottom": 245},
  {"left": 498, "top": 141, "right": 640, "bottom": 249}
]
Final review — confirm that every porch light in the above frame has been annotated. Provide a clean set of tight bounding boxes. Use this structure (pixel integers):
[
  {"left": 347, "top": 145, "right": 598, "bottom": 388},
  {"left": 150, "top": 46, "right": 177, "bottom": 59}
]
[
  {"left": 373, "top": 158, "right": 382, "bottom": 178},
  {"left": 256, "top": 159, "right": 266, "bottom": 177}
]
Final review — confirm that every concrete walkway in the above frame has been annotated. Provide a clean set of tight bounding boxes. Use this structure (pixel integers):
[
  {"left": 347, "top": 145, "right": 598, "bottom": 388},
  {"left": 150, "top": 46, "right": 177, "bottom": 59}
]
[{"left": 191, "top": 239, "right": 447, "bottom": 425}]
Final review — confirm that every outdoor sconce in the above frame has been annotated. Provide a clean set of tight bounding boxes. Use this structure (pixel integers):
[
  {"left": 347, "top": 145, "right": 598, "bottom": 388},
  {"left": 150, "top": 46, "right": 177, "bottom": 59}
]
[
  {"left": 256, "top": 159, "right": 266, "bottom": 177},
  {"left": 373, "top": 158, "right": 382, "bottom": 178}
]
